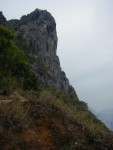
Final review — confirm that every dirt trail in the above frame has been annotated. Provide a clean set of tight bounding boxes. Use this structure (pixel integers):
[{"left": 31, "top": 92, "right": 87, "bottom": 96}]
[
  {"left": 22, "top": 119, "right": 56, "bottom": 150},
  {"left": 0, "top": 92, "right": 27, "bottom": 103}
]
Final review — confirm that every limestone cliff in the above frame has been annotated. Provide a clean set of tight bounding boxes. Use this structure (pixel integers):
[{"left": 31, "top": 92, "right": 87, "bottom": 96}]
[{"left": 7, "top": 9, "right": 78, "bottom": 99}]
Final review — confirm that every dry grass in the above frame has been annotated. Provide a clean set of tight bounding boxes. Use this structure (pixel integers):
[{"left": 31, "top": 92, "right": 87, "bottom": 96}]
[{"left": 0, "top": 90, "right": 113, "bottom": 150}]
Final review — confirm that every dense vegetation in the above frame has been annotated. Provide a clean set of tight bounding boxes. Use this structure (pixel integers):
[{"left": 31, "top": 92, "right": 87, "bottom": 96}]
[{"left": 0, "top": 25, "right": 40, "bottom": 94}]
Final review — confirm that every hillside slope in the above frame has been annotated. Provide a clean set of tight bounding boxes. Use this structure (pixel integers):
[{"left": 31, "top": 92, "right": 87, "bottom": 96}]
[
  {"left": 0, "top": 9, "right": 113, "bottom": 150},
  {"left": 98, "top": 109, "right": 113, "bottom": 131},
  {"left": 0, "top": 90, "right": 113, "bottom": 150}
]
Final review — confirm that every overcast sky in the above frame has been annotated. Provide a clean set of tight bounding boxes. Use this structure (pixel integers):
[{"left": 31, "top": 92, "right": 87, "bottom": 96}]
[{"left": 1, "top": 0, "right": 113, "bottom": 112}]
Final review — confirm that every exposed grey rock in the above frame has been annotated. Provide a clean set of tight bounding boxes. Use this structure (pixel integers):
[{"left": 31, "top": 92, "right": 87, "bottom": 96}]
[{"left": 6, "top": 9, "right": 78, "bottom": 100}]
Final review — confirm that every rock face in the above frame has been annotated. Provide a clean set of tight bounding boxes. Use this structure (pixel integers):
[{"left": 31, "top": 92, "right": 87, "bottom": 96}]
[
  {"left": 0, "top": 11, "right": 6, "bottom": 25},
  {"left": 6, "top": 9, "right": 78, "bottom": 99}
]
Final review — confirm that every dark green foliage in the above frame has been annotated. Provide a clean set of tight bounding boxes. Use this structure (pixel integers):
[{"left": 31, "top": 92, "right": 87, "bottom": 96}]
[
  {"left": 0, "top": 76, "right": 17, "bottom": 95},
  {"left": 0, "top": 25, "right": 41, "bottom": 94},
  {"left": 0, "top": 25, "right": 27, "bottom": 73}
]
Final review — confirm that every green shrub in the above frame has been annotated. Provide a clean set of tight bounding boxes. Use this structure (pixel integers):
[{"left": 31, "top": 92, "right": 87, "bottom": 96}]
[
  {"left": 0, "top": 25, "right": 42, "bottom": 94},
  {"left": 0, "top": 96, "right": 29, "bottom": 132},
  {"left": 0, "top": 76, "right": 17, "bottom": 95}
]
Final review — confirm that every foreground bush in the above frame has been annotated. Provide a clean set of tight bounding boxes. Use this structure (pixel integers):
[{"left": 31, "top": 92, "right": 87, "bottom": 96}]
[{"left": 0, "top": 25, "right": 41, "bottom": 94}]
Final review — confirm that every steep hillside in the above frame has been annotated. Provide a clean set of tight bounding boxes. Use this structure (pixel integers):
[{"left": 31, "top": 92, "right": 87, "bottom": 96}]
[
  {"left": 0, "top": 90, "right": 113, "bottom": 150},
  {"left": 98, "top": 109, "right": 113, "bottom": 131},
  {"left": 0, "top": 9, "right": 113, "bottom": 150},
  {"left": 90, "top": 108, "right": 113, "bottom": 131}
]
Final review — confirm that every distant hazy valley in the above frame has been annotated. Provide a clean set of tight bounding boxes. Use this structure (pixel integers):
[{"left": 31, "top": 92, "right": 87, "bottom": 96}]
[{"left": 90, "top": 108, "right": 113, "bottom": 131}]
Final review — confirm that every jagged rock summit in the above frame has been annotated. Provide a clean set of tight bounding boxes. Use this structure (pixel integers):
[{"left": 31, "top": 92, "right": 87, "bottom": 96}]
[
  {"left": 0, "top": 11, "right": 6, "bottom": 25},
  {"left": 7, "top": 9, "right": 77, "bottom": 99}
]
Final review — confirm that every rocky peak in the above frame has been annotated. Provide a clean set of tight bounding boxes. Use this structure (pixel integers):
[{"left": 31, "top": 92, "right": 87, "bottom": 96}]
[
  {"left": 6, "top": 9, "right": 78, "bottom": 100},
  {"left": 21, "top": 9, "right": 56, "bottom": 33},
  {"left": 0, "top": 11, "right": 6, "bottom": 25}
]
